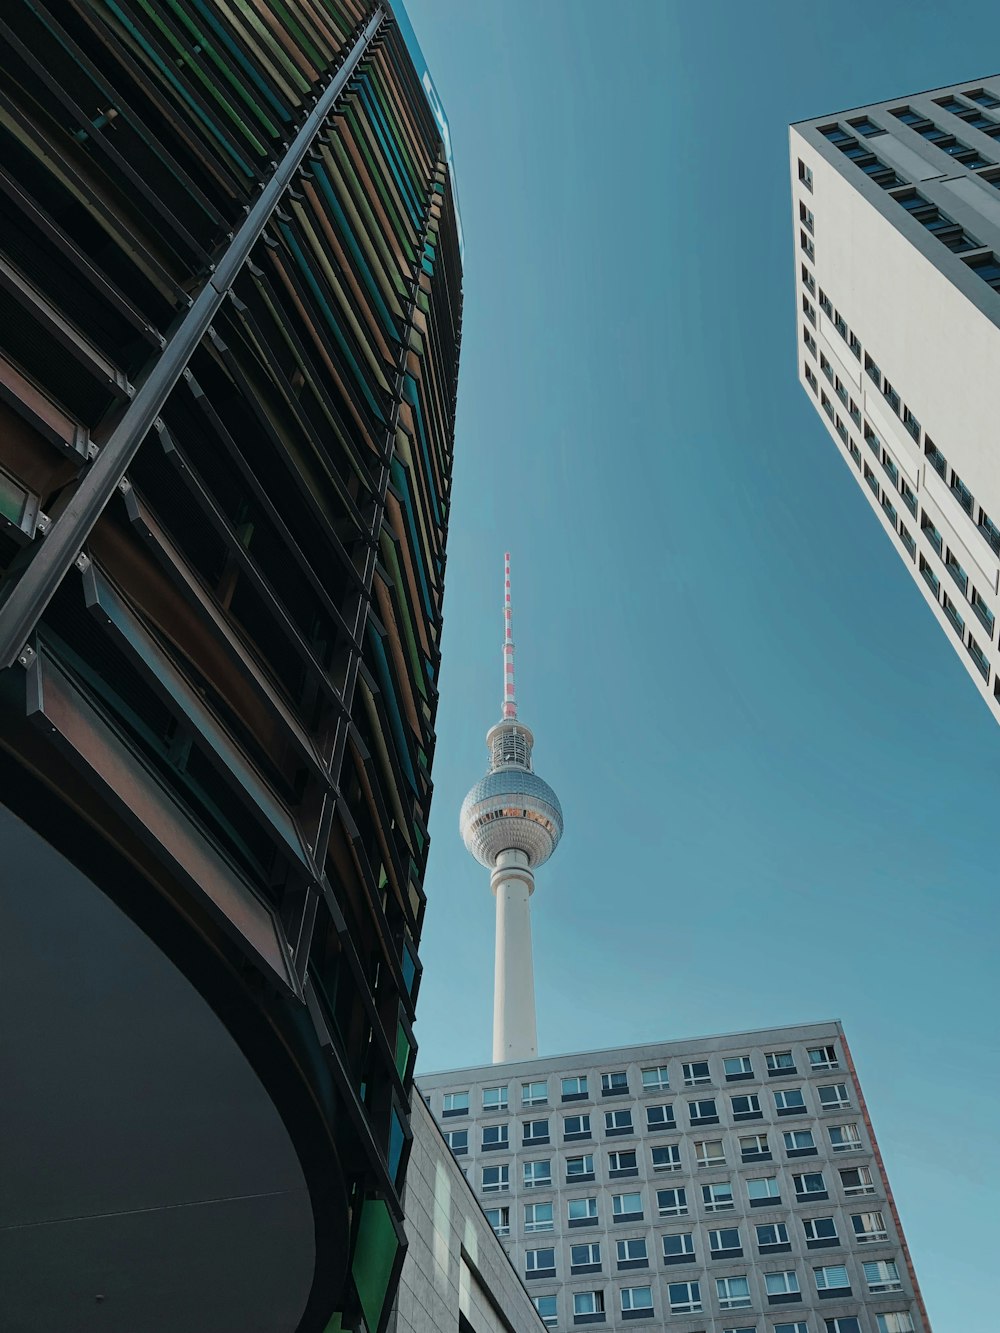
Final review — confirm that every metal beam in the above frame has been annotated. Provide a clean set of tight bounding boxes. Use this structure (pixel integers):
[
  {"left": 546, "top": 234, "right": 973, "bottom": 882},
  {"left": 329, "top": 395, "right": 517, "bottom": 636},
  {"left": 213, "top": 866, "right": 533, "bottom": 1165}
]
[{"left": 0, "top": 6, "right": 385, "bottom": 669}]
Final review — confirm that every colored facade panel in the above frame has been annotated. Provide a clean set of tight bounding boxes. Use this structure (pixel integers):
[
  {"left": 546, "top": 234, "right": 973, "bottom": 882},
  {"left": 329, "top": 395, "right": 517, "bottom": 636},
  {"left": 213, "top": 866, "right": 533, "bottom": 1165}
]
[{"left": 0, "top": 4, "right": 461, "bottom": 1332}]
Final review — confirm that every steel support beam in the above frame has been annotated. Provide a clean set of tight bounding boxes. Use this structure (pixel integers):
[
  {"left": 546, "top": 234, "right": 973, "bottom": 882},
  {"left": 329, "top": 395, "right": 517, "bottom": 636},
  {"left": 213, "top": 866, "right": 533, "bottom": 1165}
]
[{"left": 0, "top": 6, "right": 385, "bottom": 669}]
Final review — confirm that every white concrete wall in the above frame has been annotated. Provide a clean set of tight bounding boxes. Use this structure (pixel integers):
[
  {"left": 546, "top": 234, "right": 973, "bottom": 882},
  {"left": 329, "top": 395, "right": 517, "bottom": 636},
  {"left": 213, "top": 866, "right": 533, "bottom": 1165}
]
[
  {"left": 390, "top": 1094, "right": 546, "bottom": 1333},
  {"left": 790, "top": 76, "right": 1000, "bottom": 720}
]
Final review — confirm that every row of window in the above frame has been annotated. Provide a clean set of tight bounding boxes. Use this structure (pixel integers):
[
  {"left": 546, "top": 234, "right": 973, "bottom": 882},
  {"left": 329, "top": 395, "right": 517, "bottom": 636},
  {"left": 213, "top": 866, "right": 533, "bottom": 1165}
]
[
  {"left": 446, "top": 1084, "right": 853, "bottom": 1142},
  {"left": 484, "top": 1166, "right": 877, "bottom": 1226},
  {"left": 889, "top": 105, "right": 995, "bottom": 168},
  {"left": 517, "top": 1213, "right": 893, "bottom": 1275},
  {"left": 531, "top": 1282, "right": 912, "bottom": 1328},
  {"left": 458, "top": 1122, "right": 863, "bottom": 1180},
  {"left": 798, "top": 266, "right": 1000, "bottom": 678},
  {"left": 439, "top": 1048, "right": 840, "bottom": 1115},
  {"left": 528, "top": 1259, "right": 901, "bottom": 1299}
]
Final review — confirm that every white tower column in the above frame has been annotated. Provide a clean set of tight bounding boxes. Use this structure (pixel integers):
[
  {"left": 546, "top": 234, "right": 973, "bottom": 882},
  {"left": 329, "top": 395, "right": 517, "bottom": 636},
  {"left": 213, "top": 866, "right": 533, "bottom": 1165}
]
[{"left": 490, "top": 849, "right": 537, "bottom": 1063}]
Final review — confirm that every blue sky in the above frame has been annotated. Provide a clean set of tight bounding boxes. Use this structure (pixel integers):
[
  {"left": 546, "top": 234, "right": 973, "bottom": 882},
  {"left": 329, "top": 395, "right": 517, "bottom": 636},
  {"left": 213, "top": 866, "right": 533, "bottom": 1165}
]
[{"left": 404, "top": 2, "right": 1000, "bottom": 1326}]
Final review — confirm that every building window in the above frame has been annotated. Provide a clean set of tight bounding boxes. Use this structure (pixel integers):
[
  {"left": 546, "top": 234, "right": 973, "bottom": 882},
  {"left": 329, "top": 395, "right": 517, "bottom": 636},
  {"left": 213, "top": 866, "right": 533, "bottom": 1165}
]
[
  {"left": 849, "top": 331, "right": 861, "bottom": 359},
  {"left": 702, "top": 1181, "right": 735, "bottom": 1212},
  {"left": 850, "top": 440, "right": 863, "bottom": 468},
  {"left": 972, "top": 588, "right": 995, "bottom": 637},
  {"left": 524, "top": 1159, "right": 552, "bottom": 1188},
  {"left": 943, "top": 592, "right": 966, "bottom": 637},
  {"left": 601, "top": 1070, "right": 628, "bottom": 1095},
  {"left": 800, "top": 230, "right": 815, "bottom": 261},
  {"left": 740, "top": 1133, "right": 770, "bottom": 1160},
  {"left": 482, "top": 1165, "right": 509, "bottom": 1193},
  {"left": 919, "top": 554, "right": 941, "bottom": 598},
  {"left": 523, "top": 1118, "right": 550, "bottom": 1144},
  {"left": 818, "top": 1083, "right": 851, "bottom": 1109},
  {"left": 663, "top": 1231, "right": 695, "bottom": 1261},
  {"left": 616, "top": 1237, "right": 648, "bottom": 1266},
  {"left": 756, "top": 1222, "right": 790, "bottom": 1250},
  {"left": 526, "top": 1247, "right": 557, "bottom": 1278},
  {"left": 774, "top": 1088, "right": 806, "bottom": 1116},
  {"left": 444, "top": 1129, "right": 468, "bottom": 1155},
  {"left": 765, "top": 1271, "right": 800, "bottom": 1296},
  {"left": 774, "top": 1325, "right": 809, "bottom": 1333},
  {"left": 645, "top": 1102, "right": 675, "bottom": 1130},
  {"left": 747, "top": 1176, "right": 780, "bottom": 1204},
  {"left": 731, "top": 1093, "right": 762, "bottom": 1120},
  {"left": 864, "top": 1260, "right": 903, "bottom": 1292},
  {"left": 561, "top": 1075, "right": 588, "bottom": 1100},
  {"left": 716, "top": 1276, "right": 752, "bottom": 1310},
  {"left": 766, "top": 1050, "right": 796, "bottom": 1074},
  {"left": 522, "top": 1080, "right": 548, "bottom": 1106},
  {"left": 667, "top": 1281, "right": 702, "bottom": 1314},
  {"left": 803, "top": 294, "right": 816, "bottom": 326},
  {"left": 877, "top": 1314, "right": 915, "bottom": 1333},
  {"left": 972, "top": 629, "right": 992, "bottom": 678},
  {"left": 808, "top": 1044, "right": 839, "bottom": 1070},
  {"left": 965, "top": 251, "right": 1000, "bottom": 291},
  {"left": 568, "top": 1197, "right": 599, "bottom": 1224},
  {"left": 804, "top": 326, "right": 817, "bottom": 355},
  {"left": 834, "top": 312, "right": 848, "bottom": 340},
  {"left": 820, "top": 351, "right": 834, "bottom": 382},
  {"left": 620, "top": 1285, "right": 653, "bottom": 1315},
  {"left": 802, "top": 264, "right": 816, "bottom": 295},
  {"left": 840, "top": 1166, "right": 876, "bottom": 1195},
  {"left": 611, "top": 1191, "right": 643, "bottom": 1221},
  {"left": 608, "top": 1150, "right": 638, "bottom": 1177},
  {"left": 524, "top": 1201, "right": 554, "bottom": 1233},
  {"left": 783, "top": 1130, "right": 816, "bottom": 1155},
  {"left": 793, "top": 1171, "right": 828, "bottom": 1199},
  {"left": 814, "top": 1265, "right": 851, "bottom": 1293},
  {"left": 864, "top": 462, "right": 879, "bottom": 496},
  {"left": 564, "top": 1114, "right": 591, "bottom": 1140},
  {"left": 572, "top": 1290, "right": 604, "bottom": 1318},
  {"left": 852, "top": 1211, "right": 889, "bottom": 1242},
  {"left": 641, "top": 1065, "right": 670, "bottom": 1091},
  {"left": 605, "top": 1109, "right": 633, "bottom": 1135},
  {"left": 683, "top": 1061, "right": 711, "bottom": 1086},
  {"left": 482, "top": 1123, "right": 509, "bottom": 1150},
  {"left": 483, "top": 1085, "right": 508, "bottom": 1112},
  {"left": 882, "top": 378, "right": 900, "bottom": 414},
  {"left": 571, "top": 1241, "right": 601, "bottom": 1269},
  {"left": 799, "top": 160, "right": 813, "bottom": 191},
  {"left": 688, "top": 1098, "right": 718, "bottom": 1125},
  {"left": 484, "top": 1205, "right": 510, "bottom": 1237},
  {"left": 651, "top": 1143, "right": 681, "bottom": 1171},
  {"left": 950, "top": 470, "right": 975, "bottom": 516},
  {"left": 567, "top": 1153, "right": 595, "bottom": 1180},
  {"left": 803, "top": 1216, "right": 838, "bottom": 1244},
  {"left": 657, "top": 1186, "right": 687, "bottom": 1217},
  {"left": 724, "top": 1055, "right": 754, "bottom": 1080},
  {"left": 828, "top": 1120, "right": 860, "bottom": 1153},
  {"left": 442, "top": 1091, "right": 469, "bottom": 1116},
  {"left": 800, "top": 200, "right": 815, "bottom": 232},
  {"left": 819, "top": 289, "right": 833, "bottom": 318},
  {"left": 695, "top": 1139, "right": 726, "bottom": 1167},
  {"left": 709, "top": 1226, "right": 742, "bottom": 1256},
  {"left": 805, "top": 364, "right": 819, "bottom": 393},
  {"left": 532, "top": 1294, "right": 557, "bottom": 1328},
  {"left": 826, "top": 1320, "right": 862, "bottom": 1333}
]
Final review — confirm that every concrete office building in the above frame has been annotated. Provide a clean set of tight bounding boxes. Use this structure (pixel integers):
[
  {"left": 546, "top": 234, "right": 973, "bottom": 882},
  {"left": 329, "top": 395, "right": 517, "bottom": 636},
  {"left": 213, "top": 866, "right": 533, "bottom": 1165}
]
[
  {"left": 420, "top": 1023, "right": 927, "bottom": 1333},
  {"left": 390, "top": 1094, "right": 546, "bottom": 1333},
  {"left": 791, "top": 76, "right": 1000, "bottom": 720},
  {"left": 0, "top": 3, "right": 461, "bottom": 1331}
]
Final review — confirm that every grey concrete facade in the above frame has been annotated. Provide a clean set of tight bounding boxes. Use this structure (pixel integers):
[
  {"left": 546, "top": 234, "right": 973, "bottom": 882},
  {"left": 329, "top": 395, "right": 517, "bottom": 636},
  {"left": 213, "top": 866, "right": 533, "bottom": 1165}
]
[
  {"left": 419, "top": 1022, "right": 926, "bottom": 1333},
  {"left": 390, "top": 1092, "right": 547, "bottom": 1333},
  {"left": 791, "top": 76, "right": 1000, "bottom": 723}
]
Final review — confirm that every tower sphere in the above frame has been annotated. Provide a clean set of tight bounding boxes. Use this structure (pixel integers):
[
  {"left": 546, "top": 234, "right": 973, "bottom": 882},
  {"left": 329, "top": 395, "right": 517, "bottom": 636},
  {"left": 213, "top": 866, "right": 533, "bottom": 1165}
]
[{"left": 460, "top": 760, "right": 563, "bottom": 870}]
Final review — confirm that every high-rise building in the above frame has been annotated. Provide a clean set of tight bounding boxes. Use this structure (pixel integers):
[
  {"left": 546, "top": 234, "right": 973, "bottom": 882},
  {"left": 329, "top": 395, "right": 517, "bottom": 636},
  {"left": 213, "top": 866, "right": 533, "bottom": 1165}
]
[
  {"left": 419, "top": 1024, "right": 928, "bottom": 1333},
  {"left": 0, "top": 4, "right": 461, "bottom": 1332},
  {"left": 460, "top": 555, "right": 563, "bottom": 1063},
  {"left": 790, "top": 76, "right": 1000, "bottom": 720}
]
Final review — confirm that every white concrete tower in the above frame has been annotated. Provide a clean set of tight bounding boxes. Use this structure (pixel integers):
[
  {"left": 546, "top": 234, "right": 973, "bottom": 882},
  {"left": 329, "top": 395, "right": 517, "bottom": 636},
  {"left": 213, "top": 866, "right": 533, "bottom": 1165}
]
[{"left": 460, "top": 555, "right": 563, "bottom": 1063}]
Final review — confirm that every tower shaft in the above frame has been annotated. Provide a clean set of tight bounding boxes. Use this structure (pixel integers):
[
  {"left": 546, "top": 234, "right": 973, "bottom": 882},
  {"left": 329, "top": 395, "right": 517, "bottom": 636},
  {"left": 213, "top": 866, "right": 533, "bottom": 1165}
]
[{"left": 491, "top": 849, "right": 537, "bottom": 1062}]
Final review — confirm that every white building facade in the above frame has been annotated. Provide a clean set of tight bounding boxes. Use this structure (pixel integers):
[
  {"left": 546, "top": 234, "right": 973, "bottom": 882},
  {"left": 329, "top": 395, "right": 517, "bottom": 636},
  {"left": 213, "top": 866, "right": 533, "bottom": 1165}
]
[
  {"left": 418, "top": 1022, "right": 926, "bottom": 1333},
  {"left": 791, "top": 76, "right": 1000, "bottom": 718}
]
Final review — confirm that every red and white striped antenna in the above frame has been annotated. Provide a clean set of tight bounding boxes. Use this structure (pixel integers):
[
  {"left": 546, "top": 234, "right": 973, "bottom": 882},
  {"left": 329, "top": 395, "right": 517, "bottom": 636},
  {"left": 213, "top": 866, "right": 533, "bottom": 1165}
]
[{"left": 503, "top": 551, "right": 516, "bottom": 720}]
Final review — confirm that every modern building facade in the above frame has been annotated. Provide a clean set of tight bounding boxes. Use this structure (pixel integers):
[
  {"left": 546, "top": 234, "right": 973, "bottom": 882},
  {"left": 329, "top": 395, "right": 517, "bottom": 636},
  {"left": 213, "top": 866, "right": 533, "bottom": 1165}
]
[
  {"left": 0, "top": 4, "right": 461, "bottom": 1332},
  {"left": 420, "top": 1023, "right": 926, "bottom": 1333},
  {"left": 459, "top": 554, "right": 563, "bottom": 1063},
  {"left": 791, "top": 76, "right": 1000, "bottom": 720},
  {"left": 390, "top": 1092, "right": 547, "bottom": 1333}
]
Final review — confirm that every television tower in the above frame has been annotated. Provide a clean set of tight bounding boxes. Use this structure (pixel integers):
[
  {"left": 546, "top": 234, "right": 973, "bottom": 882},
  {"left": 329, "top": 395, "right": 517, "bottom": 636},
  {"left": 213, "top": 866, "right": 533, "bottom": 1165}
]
[{"left": 460, "top": 554, "right": 563, "bottom": 1063}]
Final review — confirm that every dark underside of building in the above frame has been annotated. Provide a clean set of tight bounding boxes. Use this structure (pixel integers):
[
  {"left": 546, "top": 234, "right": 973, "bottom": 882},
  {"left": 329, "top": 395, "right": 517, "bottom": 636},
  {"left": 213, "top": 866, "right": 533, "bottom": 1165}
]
[{"left": 0, "top": 3, "right": 461, "bottom": 1330}]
